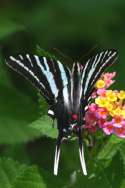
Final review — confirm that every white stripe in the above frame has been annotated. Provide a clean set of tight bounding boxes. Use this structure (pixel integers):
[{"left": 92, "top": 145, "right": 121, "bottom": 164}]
[
  {"left": 105, "top": 51, "right": 117, "bottom": 63},
  {"left": 91, "top": 51, "right": 117, "bottom": 87},
  {"left": 82, "top": 51, "right": 108, "bottom": 94},
  {"left": 34, "top": 55, "right": 46, "bottom": 72},
  {"left": 26, "top": 54, "right": 33, "bottom": 67},
  {"left": 71, "top": 63, "right": 75, "bottom": 104},
  {"left": 57, "top": 60, "right": 69, "bottom": 104},
  {"left": 99, "top": 50, "right": 108, "bottom": 63},
  {"left": 54, "top": 146, "right": 60, "bottom": 176},
  {"left": 57, "top": 61, "right": 69, "bottom": 86},
  {"left": 43, "top": 57, "right": 50, "bottom": 71},
  {"left": 77, "top": 63, "right": 83, "bottom": 100},
  {"left": 63, "top": 86, "right": 69, "bottom": 105},
  {"left": 81, "top": 59, "right": 90, "bottom": 82},
  {"left": 19, "top": 55, "right": 23, "bottom": 60},
  {"left": 83, "top": 50, "right": 113, "bottom": 95},
  {"left": 108, "top": 50, "right": 112, "bottom": 56},
  {"left": 90, "top": 51, "right": 104, "bottom": 88},
  {"left": 77, "top": 62, "right": 81, "bottom": 73},
  {"left": 79, "top": 147, "right": 87, "bottom": 175},
  {"left": 90, "top": 51, "right": 108, "bottom": 87},
  {"left": 83, "top": 53, "right": 102, "bottom": 95},
  {"left": 10, "top": 56, "right": 45, "bottom": 89},
  {"left": 93, "top": 54, "right": 99, "bottom": 67},
  {"left": 71, "top": 72, "right": 74, "bottom": 104},
  {"left": 34, "top": 55, "right": 58, "bottom": 97}
]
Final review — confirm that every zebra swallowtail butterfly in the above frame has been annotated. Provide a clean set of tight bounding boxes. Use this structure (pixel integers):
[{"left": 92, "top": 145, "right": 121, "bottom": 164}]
[{"left": 5, "top": 49, "right": 118, "bottom": 176}]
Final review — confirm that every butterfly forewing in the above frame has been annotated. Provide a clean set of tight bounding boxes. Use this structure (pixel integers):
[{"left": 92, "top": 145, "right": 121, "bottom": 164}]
[
  {"left": 6, "top": 55, "right": 71, "bottom": 105},
  {"left": 82, "top": 50, "right": 118, "bottom": 99},
  {"left": 6, "top": 55, "right": 51, "bottom": 101}
]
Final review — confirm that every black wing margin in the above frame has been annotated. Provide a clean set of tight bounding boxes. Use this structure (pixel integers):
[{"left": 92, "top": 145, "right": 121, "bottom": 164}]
[
  {"left": 81, "top": 50, "right": 118, "bottom": 100},
  {"left": 5, "top": 54, "right": 71, "bottom": 105}
]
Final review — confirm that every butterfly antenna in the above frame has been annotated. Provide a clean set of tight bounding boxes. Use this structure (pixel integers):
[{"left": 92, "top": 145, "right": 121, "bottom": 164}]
[
  {"left": 53, "top": 48, "right": 73, "bottom": 64},
  {"left": 79, "top": 44, "right": 99, "bottom": 62},
  {"left": 54, "top": 135, "right": 62, "bottom": 175},
  {"left": 78, "top": 129, "right": 87, "bottom": 175}
]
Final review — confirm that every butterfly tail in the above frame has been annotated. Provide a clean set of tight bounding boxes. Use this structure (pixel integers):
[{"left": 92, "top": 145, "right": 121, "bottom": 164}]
[
  {"left": 54, "top": 135, "right": 62, "bottom": 175},
  {"left": 78, "top": 129, "right": 87, "bottom": 175}
]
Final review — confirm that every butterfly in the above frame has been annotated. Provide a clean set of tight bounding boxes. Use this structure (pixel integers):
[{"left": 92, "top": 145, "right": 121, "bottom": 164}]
[{"left": 5, "top": 49, "right": 118, "bottom": 176}]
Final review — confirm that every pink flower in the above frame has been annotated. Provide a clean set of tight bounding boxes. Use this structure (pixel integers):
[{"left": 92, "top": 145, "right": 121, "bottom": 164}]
[
  {"left": 97, "top": 88, "right": 106, "bottom": 97},
  {"left": 85, "top": 111, "right": 97, "bottom": 124},
  {"left": 112, "top": 116, "right": 124, "bottom": 128},
  {"left": 84, "top": 71, "right": 125, "bottom": 139},
  {"left": 114, "top": 127, "right": 125, "bottom": 138},
  {"left": 88, "top": 103, "right": 98, "bottom": 112},
  {"left": 103, "top": 121, "right": 113, "bottom": 135},
  {"left": 96, "top": 107, "right": 108, "bottom": 119},
  {"left": 103, "top": 72, "right": 116, "bottom": 80},
  {"left": 98, "top": 118, "right": 106, "bottom": 128},
  {"left": 91, "top": 91, "right": 97, "bottom": 98},
  {"left": 102, "top": 72, "right": 116, "bottom": 88},
  {"left": 85, "top": 105, "right": 98, "bottom": 133},
  {"left": 100, "top": 116, "right": 125, "bottom": 138}
]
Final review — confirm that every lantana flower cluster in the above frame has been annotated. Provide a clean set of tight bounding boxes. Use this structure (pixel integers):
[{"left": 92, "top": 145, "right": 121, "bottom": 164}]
[{"left": 85, "top": 72, "right": 125, "bottom": 138}]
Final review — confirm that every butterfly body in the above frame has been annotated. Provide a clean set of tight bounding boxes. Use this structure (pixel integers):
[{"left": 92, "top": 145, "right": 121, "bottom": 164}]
[{"left": 6, "top": 49, "right": 118, "bottom": 176}]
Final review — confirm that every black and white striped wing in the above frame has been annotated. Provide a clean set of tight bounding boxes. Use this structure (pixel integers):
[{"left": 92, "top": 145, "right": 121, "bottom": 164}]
[
  {"left": 81, "top": 50, "right": 118, "bottom": 100},
  {"left": 6, "top": 55, "right": 71, "bottom": 105}
]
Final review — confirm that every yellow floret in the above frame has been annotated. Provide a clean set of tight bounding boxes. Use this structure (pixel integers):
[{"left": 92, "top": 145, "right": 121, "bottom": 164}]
[
  {"left": 95, "top": 79, "right": 105, "bottom": 89},
  {"left": 118, "top": 90, "right": 125, "bottom": 100},
  {"left": 106, "top": 90, "right": 117, "bottom": 102},
  {"left": 95, "top": 97, "right": 109, "bottom": 108},
  {"left": 105, "top": 103, "right": 113, "bottom": 111},
  {"left": 113, "top": 107, "right": 122, "bottom": 116},
  {"left": 121, "top": 110, "right": 125, "bottom": 119},
  {"left": 110, "top": 110, "right": 115, "bottom": 117}
]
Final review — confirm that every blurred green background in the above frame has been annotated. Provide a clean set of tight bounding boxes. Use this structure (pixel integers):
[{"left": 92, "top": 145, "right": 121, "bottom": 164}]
[{"left": 0, "top": 0, "right": 125, "bottom": 188}]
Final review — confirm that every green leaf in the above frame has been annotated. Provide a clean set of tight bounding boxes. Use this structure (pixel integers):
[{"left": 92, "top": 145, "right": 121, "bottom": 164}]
[
  {"left": 29, "top": 116, "right": 57, "bottom": 139},
  {"left": 118, "top": 143, "right": 125, "bottom": 171},
  {"left": 37, "top": 93, "right": 48, "bottom": 116},
  {"left": 97, "top": 135, "right": 125, "bottom": 161},
  {"left": 0, "top": 157, "right": 46, "bottom": 188}
]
